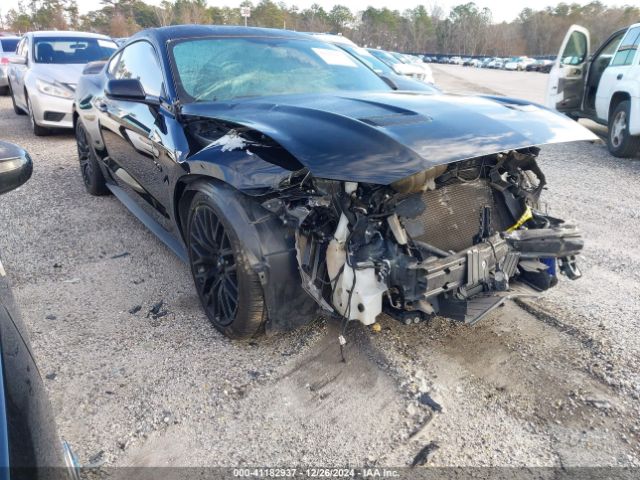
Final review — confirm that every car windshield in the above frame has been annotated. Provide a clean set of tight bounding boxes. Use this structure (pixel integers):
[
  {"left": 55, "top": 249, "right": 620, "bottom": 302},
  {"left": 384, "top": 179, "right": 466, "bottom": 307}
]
[
  {"left": 0, "top": 38, "right": 19, "bottom": 53},
  {"left": 339, "top": 44, "right": 394, "bottom": 76},
  {"left": 32, "top": 37, "right": 117, "bottom": 64},
  {"left": 369, "top": 49, "right": 401, "bottom": 67},
  {"left": 391, "top": 53, "right": 409, "bottom": 64},
  {"left": 170, "top": 36, "right": 390, "bottom": 103}
]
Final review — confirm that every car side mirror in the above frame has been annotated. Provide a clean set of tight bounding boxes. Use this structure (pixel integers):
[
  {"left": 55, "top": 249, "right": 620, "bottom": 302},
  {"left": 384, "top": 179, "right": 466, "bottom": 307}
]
[
  {"left": 9, "top": 55, "right": 26, "bottom": 65},
  {"left": 105, "top": 78, "right": 159, "bottom": 106},
  {"left": 0, "top": 142, "right": 33, "bottom": 196}
]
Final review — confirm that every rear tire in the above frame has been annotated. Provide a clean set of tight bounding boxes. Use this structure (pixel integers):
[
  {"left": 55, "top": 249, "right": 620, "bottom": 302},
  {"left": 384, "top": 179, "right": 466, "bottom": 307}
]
[
  {"left": 27, "top": 96, "right": 50, "bottom": 136},
  {"left": 75, "top": 120, "right": 109, "bottom": 196},
  {"left": 9, "top": 82, "right": 25, "bottom": 115},
  {"left": 187, "top": 191, "right": 265, "bottom": 339},
  {"left": 607, "top": 100, "right": 640, "bottom": 158},
  {"left": 0, "top": 86, "right": 8, "bottom": 95}
]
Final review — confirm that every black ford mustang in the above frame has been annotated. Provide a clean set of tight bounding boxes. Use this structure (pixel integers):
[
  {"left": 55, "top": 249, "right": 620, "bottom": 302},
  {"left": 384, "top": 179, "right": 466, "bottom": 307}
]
[{"left": 73, "top": 26, "right": 596, "bottom": 339}]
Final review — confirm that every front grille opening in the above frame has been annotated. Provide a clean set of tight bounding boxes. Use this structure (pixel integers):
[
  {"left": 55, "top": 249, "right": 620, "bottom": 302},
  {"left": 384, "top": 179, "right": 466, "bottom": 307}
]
[{"left": 43, "top": 111, "right": 65, "bottom": 122}]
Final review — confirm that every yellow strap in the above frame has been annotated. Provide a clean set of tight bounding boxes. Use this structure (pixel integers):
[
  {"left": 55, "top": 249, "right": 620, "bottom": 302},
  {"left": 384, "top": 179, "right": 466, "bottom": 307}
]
[{"left": 506, "top": 205, "right": 533, "bottom": 232}]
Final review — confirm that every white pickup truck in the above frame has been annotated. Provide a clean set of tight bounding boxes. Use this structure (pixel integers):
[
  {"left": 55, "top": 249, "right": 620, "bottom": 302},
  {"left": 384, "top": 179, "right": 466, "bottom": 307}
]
[{"left": 546, "top": 23, "right": 640, "bottom": 157}]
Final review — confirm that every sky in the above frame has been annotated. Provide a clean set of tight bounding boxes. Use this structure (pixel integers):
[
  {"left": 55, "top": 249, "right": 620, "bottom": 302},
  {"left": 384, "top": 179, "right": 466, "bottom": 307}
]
[{"left": 0, "top": 0, "right": 631, "bottom": 23}]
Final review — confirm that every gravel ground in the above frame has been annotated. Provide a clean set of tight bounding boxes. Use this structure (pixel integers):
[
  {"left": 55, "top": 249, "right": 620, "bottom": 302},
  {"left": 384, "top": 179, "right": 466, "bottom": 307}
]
[{"left": 0, "top": 65, "right": 638, "bottom": 468}]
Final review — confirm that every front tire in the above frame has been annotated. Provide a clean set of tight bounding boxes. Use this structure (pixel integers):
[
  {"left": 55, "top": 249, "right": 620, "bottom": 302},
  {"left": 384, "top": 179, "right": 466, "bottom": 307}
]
[
  {"left": 607, "top": 100, "right": 640, "bottom": 158},
  {"left": 187, "top": 191, "right": 265, "bottom": 339},
  {"left": 27, "top": 96, "right": 50, "bottom": 136},
  {"left": 75, "top": 120, "right": 109, "bottom": 196},
  {"left": 9, "top": 82, "right": 25, "bottom": 115}
]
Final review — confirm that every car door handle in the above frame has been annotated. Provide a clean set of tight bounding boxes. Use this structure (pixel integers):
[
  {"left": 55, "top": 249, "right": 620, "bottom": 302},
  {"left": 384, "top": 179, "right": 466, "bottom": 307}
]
[{"left": 617, "top": 73, "right": 623, "bottom": 80}]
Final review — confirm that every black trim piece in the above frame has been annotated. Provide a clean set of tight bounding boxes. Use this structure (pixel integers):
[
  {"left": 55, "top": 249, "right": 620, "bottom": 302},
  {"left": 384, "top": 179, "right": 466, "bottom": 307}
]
[
  {"left": 106, "top": 183, "right": 188, "bottom": 263},
  {"left": 43, "top": 111, "right": 65, "bottom": 122}
]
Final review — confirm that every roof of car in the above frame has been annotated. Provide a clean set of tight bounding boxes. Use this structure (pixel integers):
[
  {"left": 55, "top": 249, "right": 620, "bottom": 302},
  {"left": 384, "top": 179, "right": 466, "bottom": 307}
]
[
  {"left": 30, "top": 30, "right": 112, "bottom": 39},
  {"left": 308, "top": 33, "right": 357, "bottom": 46},
  {"left": 131, "top": 25, "right": 314, "bottom": 45}
]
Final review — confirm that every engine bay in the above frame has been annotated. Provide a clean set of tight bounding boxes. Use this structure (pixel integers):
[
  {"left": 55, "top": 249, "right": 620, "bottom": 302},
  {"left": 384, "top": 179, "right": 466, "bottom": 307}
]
[{"left": 259, "top": 147, "right": 583, "bottom": 327}]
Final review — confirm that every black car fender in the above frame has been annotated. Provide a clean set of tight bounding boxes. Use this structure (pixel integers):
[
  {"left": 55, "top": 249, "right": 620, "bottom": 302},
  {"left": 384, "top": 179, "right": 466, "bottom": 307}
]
[{"left": 178, "top": 177, "right": 319, "bottom": 333}]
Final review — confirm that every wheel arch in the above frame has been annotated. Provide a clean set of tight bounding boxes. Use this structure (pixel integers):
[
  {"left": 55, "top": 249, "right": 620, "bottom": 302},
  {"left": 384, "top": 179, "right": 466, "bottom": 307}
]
[
  {"left": 175, "top": 175, "right": 319, "bottom": 333},
  {"left": 609, "top": 91, "right": 630, "bottom": 120},
  {"left": 174, "top": 174, "right": 220, "bottom": 243}
]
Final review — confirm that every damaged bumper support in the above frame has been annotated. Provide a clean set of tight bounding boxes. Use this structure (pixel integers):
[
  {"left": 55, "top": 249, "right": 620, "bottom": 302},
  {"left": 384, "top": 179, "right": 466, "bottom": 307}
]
[
  {"left": 410, "top": 226, "right": 581, "bottom": 325},
  {"left": 324, "top": 224, "right": 583, "bottom": 327}
]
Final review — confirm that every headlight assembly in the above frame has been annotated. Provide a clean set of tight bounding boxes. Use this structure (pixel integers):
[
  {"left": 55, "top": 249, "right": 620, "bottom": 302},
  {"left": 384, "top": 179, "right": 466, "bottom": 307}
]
[{"left": 36, "top": 78, "right": 73, "bottom": 99}]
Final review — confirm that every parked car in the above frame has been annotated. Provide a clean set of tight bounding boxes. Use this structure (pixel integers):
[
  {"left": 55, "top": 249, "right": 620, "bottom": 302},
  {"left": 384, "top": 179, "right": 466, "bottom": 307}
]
[
  {"left": 526, "top": 59, "right": 555, "bottom": 73},
  {"left": 526, "top": 59, "right": 542, "bottom": 71},
  {"left": 481, "top": 57, "right": 493, "bottom": 68},
  {"left": 73, "top": 25, "right": 595, "bottom": 339},
  {"left": 367, "top": 48, "right": 433, "bottom": 84},
  {"left": 0, "top": 36, "right": 19, "bottom": 95},
  {"left": 504, "top": 56, "right": 535, "bottom": 71},
  {"left": 311, "top": 34, "right": 439, "bottom": 92},
  {"left": 7, "top": 31, "right": 117, "bottom": 136},
  {"left": 0, "top": 141, "right": 80, "bottom": 478},
  {"left": 547, "top": 23, "right": 640, "bottom": 157},
  {"left": 448, "top": 56, "right": 463, "bottom": 65},
  {"left": 486, "top": 57, "right": 504, "bottom": 69},
  {"left": 538, "top": 60, "right": 554, "bottom": 73},
  {"left": 390, "top": 52, "right": 435, "bottom": 84}
]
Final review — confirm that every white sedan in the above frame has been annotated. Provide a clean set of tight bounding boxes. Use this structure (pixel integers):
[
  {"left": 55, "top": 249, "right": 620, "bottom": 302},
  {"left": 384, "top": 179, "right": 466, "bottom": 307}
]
[{"left": 8, "top": 31, "right": 117, "bottom": 136}]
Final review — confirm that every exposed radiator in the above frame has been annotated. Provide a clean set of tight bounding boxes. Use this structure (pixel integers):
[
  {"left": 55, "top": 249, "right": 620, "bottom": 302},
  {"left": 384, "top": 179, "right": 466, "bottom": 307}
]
[{"left": 409, "top": 179, "right": 511, "bottom": 252}]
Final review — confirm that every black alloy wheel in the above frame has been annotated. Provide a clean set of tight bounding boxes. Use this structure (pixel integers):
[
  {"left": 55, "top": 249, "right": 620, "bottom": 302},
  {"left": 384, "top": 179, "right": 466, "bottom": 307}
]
[
  {"left": 190, "top": 203, "right": 239, "bottom": 326},
  {"left": 187, "top": 191, "right": 265, "bottom": 339},
  {"left": 75, "top": 121, "right": 109, "bottom": 195}
]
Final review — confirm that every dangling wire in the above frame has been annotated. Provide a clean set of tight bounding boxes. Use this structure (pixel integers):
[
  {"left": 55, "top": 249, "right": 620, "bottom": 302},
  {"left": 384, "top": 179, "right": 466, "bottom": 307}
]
[{"left": 339, "top": 269, "right": 357, "bottom": 363}]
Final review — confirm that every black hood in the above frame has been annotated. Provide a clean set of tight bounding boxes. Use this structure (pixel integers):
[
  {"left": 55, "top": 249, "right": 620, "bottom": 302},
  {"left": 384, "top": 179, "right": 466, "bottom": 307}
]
[{"left": 181, "top": 91, "right": 597, "bottom": 185}]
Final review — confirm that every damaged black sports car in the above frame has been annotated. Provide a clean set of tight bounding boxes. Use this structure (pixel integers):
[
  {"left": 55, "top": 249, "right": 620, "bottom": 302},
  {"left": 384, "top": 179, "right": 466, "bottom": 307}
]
[{"left": 73, "top": 26, "right": 597, "bottom": 338}]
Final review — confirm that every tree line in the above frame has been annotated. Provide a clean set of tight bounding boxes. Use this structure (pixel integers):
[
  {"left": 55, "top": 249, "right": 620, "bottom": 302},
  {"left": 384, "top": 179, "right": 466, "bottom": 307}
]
[{"left": 1, "top": 0, "right": 639, "bottom": 56}]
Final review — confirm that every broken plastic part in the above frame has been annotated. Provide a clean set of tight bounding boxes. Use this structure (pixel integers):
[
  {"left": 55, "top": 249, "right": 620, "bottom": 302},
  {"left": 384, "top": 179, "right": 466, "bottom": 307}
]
[
  {"left": 387, "top": 214, "right": 408, "bottom": 245},
  {"left": 559, "top": 255, "right": 582, "bottom": 280}
]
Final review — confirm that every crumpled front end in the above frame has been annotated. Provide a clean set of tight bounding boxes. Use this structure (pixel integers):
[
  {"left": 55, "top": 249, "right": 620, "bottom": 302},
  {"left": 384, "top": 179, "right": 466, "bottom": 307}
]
[{"left": 261, "top": 147, "right": 583, "bottom": 326}]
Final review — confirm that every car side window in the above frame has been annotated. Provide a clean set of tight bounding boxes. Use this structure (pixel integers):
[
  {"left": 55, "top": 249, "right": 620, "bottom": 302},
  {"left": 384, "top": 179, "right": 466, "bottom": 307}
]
[
  {"left": 113, "top": 41, "right": 164, "bottom": 97},
  {"left": 591, "top": 31, "right": 624, "bottom": 73},
  {"left": 611, "top": 27, "right": 640, "bottom": 67},
  {"left": 561, "top": 31, "right": 588, "bottom": 65}
]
